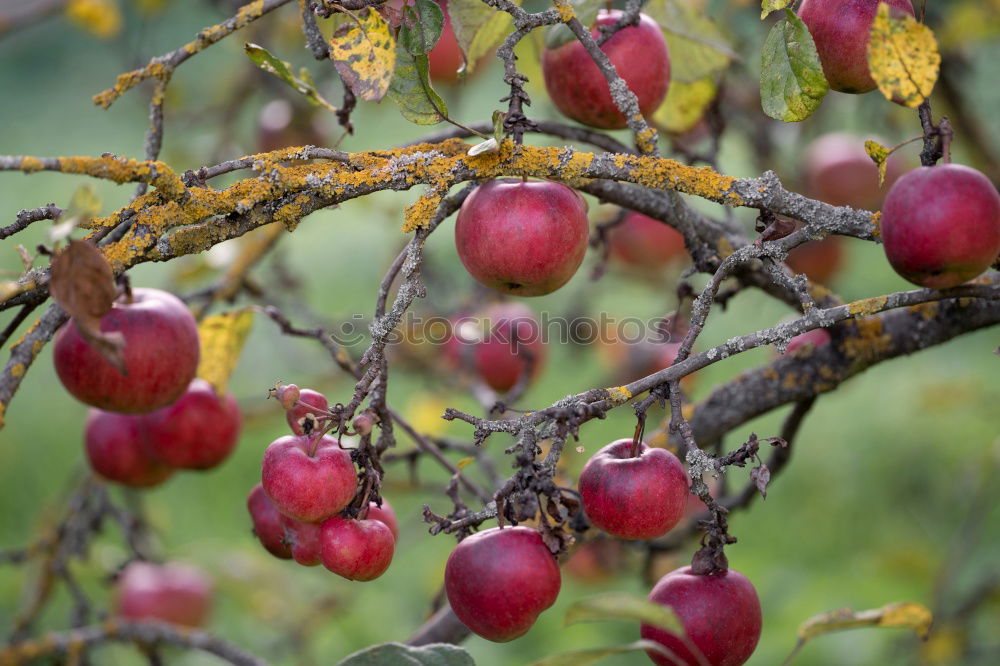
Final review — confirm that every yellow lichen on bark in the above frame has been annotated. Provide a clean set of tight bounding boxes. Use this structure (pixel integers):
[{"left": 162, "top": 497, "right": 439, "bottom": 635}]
[
  {"left": 847, "top": 295, "right": 889, "bottom": 317},
  {"left": 605, "top": 386, "right": 633, "bottom": 405},
  {"left": 628, "top": 156, "right": 743, "bottom": 206},
  {"left": 841, "top": 317, "right": 892, "bottom": 362},
  {"left": 19, "top": 157, "right": 45, "bottom": 173}
]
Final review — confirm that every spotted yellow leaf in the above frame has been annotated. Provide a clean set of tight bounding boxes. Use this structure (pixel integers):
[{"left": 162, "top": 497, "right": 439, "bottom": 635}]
[
  {"left": 864, "top": 140, "right": 891, "bottom": 186},
  {"left": 329, "top": 8, "right": 397, "bottom": 102},
  {"left": 867, "top": 3, "right": 940, "bottom": 107},
  {"left": 196, "top": 309, "right": 254, "bottom": 394},
  {"left": 652, "top": 76, "right": 717, "bottom": 134},
  {"left": 786, "top": 602, "right": 933, "bottom": 663}
]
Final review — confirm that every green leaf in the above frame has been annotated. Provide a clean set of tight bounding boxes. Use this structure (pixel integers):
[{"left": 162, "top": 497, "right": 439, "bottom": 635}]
[
  {"left": 491, "top": 109, "right": 505, "bottom": 141},
  {"left": 784, "top": 602, "right": 933, "bottom": 664},
  {"left": 336, "top": 642, "right": 475, "bottom": 666},
  {"left": 328, "top": 8, "right": 397, "bottom": 102},
  {"left": 645, "top": 0, "right": 737, "bottom": 83},
  {"left": 564, "top": 592, "right": 685, "bottom": 634},
  {"left": 401, "top": 0, "right": 444, "bottom": 55},
  {"left": 388, "top": 45, "right": 448, "bottom": 125},
  {"left": 864, "top": 139, "right": 891, "bottom": 186},
  {"left": 760, "top": 0, "right": 794, "bottom": 20},
  {"left": 244, "top": 43, "right": 337, "bottom": 112},
  {"left": 544, "top": 0, "right": 604, "bottom": 49},
  {"left": 528, "top": 640, "right": 681, "bottom": 666},
  {"left": 447, "top": 0, "right": 518, "bottom": 75},
  {"left": 759, "top": 9, "right": 828, "bottom": 122}
]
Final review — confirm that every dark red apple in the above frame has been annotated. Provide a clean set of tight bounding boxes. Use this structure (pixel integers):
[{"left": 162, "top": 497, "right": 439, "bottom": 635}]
[
  {"left": 366, "top": 499, "right": 399, "bottom": 540},
  {"left": 454, "top": 179, "right": 589, "bottom": 296},
  {"left": 114, "top": 561, "right": 213, "bottom": 628},
  {"left": 542, "top": 10, "right": 671, "bottom": 129},
  {"left": 785, "top": 236, "right": 845, "bottom": 285},
  {"left": 286, "top": 388, "right": 329, "bottom": 436},
  {"left": 54, "top": 288, "right": 200, "bottom": 413},
  {"left": 428, "top": 1, "right": 466, "bottom": 82},
  {"left": 144, "top": 379, "right": 242, "bottom": 470},
  {"left": 84, "top": 409, "right": 173, "bottom": 488},
  {"left": 804, "top": 133, "right": 905, "bottom": 209},
  {"left": 798, "top": 0, "right": 915, "bottom": 94},
  {"left": 449, "top": 302, "right": 546, "bottom": 393},
  {"left": 641, "top": 566, "right": 762, "bottom": 666},
  {"left": 261, "top": 435, "right": 357, "bottom": 523},
  {"left": 281, "top": 515, "right": 323, "bottom": 566},
  {"left": 319, "top": 515, "right": 395, "bottom": 581},
  {"left": 444, "top": 526, "right": 561, "bottom": 642},
  {"left": 783, "top": 328, "right": 832, "bottom": 355},
  {"left": 564, "top": 538, "right": 625, "bottom": 584},
  {"left": 881, "top": 164, "right": 1000, "bottom": 288},
  {"left": 247, "top": 484, "right": 292, "bottom": 559},
  {"left": 609, "top": 211, "right": 687, "bottom": 269},
  {"left": 579, "top": 439, "right": 688, "bottom": 540}
]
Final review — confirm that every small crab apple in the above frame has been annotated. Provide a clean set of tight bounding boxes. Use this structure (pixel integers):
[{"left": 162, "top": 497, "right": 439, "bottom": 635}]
[
  {"left": 449, "top": 302, "right": 546, "bottom": 393},
  {"left": 445, "top": 526, "right": 561, "bottom": 642},
  {"left": 803, "top": 133, "right": 905, "bottom": 210},
  {"left": 641, "top": 566, "right": 763, "bottom": 666},
  {"left": 281, "top": 515, "right": 323, "bottom": 566},
  {"left": 785, "top": 236, "right": 845, "bottom": 285},
  {"left": 144, "top": 379, "right": 242, "bottom": 470},
  {"left": 366, "top": 499, "right": 399, "bottom": 540},
  {"left": 261, "top": 435, "right": 357, "bottom": 523},
  {"left": 54, "top": 288, "right": 200, "bottom": 413},
  {"left": 319, "top": 516, "right": 395, "bottom": 581},
  {"left": 579, "top": 439, "right": 688, "bottom": 540},
  {"left": 247, "top": 484, "right": 292, "bottom": 559},
  {"left": 542, "top": 10, "right": 671, "bottom": 129},
  {"left": 84, "top": 409, "right": 173, "bottom": 488},
  {"left": 115, "top": 562, "right": 213, "bottom": 628},
  {"left": 798, "top": 0, "right": 914, "bottom": 94},
  {"left": 285, "top": 388, "right": 329, "bottom": 436},
  {"left": 271, "top": 382, "right": 300, "bottom": 410},
  {"left": 454, "top": 179, "right": 589, "bottom": 297},
  {"left": 881, "top": 164, "right": 1000, "bottom": 288},
  {"left": 783, "top": 328, "right": 832, "bottom": 355},
  {"left": 609, "top": 211, "right": 687, "bottom": 269}
]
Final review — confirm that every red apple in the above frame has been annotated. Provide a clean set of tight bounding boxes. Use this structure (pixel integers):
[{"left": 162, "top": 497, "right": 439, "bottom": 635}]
[
  {"left": 84, "top": 409, "right": 173, "bottom": 488},
  {"left": 785, "top": 236, "right": 845, "bottom": 285},
  {"left": 798, "top": 0, "right": 915, "bottom": 94},
  {"left": 281, "top": 515, "right": 323, "bottom": 567},
  {"left": 319, "top": 515, "right": 395, "bottom": 581},
  {"left": 609, "top": 211, "right": 687, "bottom": 269},
  {"left": 144, "top": 379, "right": 242, "bottom": 470},
  {"left": 803, "top": 132, "right": 905, "bottom": 209},
  {"left": 54, "top": 288, "right": 200, "bottom": 413},
  {"left": 444, "top": 526, "right": 561, "bottom": 642},
  {"left": 366, "top": 499, "right": 399, "bottom": 540},
  {"left": 881, "top": 164, "right": 1000, "bottom": 288},
  {"left": 286, "top": 388, "right": 329, "bottom": 436},
  {"left": 428, "top": 1, "right": 466, "bottom": 82},
  {"left": 115, "top": 561, "right": 213, "bottom": 628},
  {"left": 247, "top": 484, "right": 292, "bottom": 559},
  {"left": 261, "top": 435, "right": 357, "bottom": 523},
  {"left": 641, "top": 566, "right": 762, "bottom": 666},
  {"left": 564, "top": 538, "right": 625, "bottom": 584},
  {"left": 783, "top": 328, "right": 831, "bottom": 355},
  {"left": 449, "top": 302, "right": 546, "bottom": 393},
  {"left": 542, "top": 10, "right": 671, "bottom": 129},
  {"left": 579, "top": 439, "right": 688, "bottom": 540},
  {"left": 454, "top": 179, "right": 589, "bottom": 296}
]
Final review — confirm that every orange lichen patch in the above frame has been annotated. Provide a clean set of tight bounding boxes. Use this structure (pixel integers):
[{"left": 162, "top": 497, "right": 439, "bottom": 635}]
[
  {"left": 782, "top": 371, "right": 802, "bottom": 390},
  {"left": 841, "top": 317, "right": 892, "bottom": 362},
  {"left": 635, "top": 127, "right": 659, "bottom": 155},
  {"left": 761, "top": 366, "right": 779, "bottom": 381},
  {"left": 273, "top": 194, "right": 311, "bottom": 232},
  {"left": 869, "top": 211, "right": 882, "bottom": 239},
  {"left": 628, "top": 156, "right": 742, "bottom": 206},
  {"left": 10, "top": 364, "right": 25, "bottom": 378},
  {"left": 847, "top": 295, "right": 889, "bottom": 317},
  {"left": 93, "top": 61, "right": 170, "bottom": 109},
  {"left": 553, "top": 0, "right": 576, "bottom": 23},
  {"left": 19, "top": 156, "right": 45, "bottom": 173},
  {"left": 54, "top": 156, "right": 185, "bottom": 200},
  {"left": 605, "top": 385, "right": 633, "bottom": 405}
]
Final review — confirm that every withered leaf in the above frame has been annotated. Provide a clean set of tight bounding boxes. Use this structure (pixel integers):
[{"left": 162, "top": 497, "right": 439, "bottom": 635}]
[
  {"left": 49, "top": 240, "right": 126, "bottom": 373},
  {"left": 750, "top": 463, "right": 771, "bottom": 499}
]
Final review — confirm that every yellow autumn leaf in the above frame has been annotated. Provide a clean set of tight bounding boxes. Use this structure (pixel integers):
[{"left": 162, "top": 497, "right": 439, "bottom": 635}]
[
  {"left": 404, "top": 394, "right": 450, "bottom": 437},
  {"left": 196, "top": 309, "right": 254, "bottom": 394},
  {"left": 456, "top": 457, "right": 475, "bottom": 469},
  {"left": 652, "top": 76, "right": 717, "bottom": 134},
  {"left": 66, "top": 0, "right": 122, "bottom": 39},
  {"left": 760, "top": 0, "right": 794, "bottom": 20},
  {"left": 867, "top": 2, "right": 940, "bottom": 108},
  {"left": 329, "top": 8, "right": 396, "bottom": 102},
  {"left": 864, "top": 139, "right": 891, "bottom": 186},
  {"left": 786, "top": 601, "right": 933, "bottom": 663}
]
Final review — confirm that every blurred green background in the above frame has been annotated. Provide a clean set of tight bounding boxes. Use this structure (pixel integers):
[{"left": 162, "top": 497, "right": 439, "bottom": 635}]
[{"left": 1, "top": 1, "right": 998, "bottom": 665}]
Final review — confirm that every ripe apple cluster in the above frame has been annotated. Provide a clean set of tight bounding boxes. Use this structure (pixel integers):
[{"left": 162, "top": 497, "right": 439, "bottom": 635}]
[
  {"left": 55, "top": 287, "right": 242, "bottom": 487},
  {"left": 248, "top": 385, "right": 396, "bottom": 581}
]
